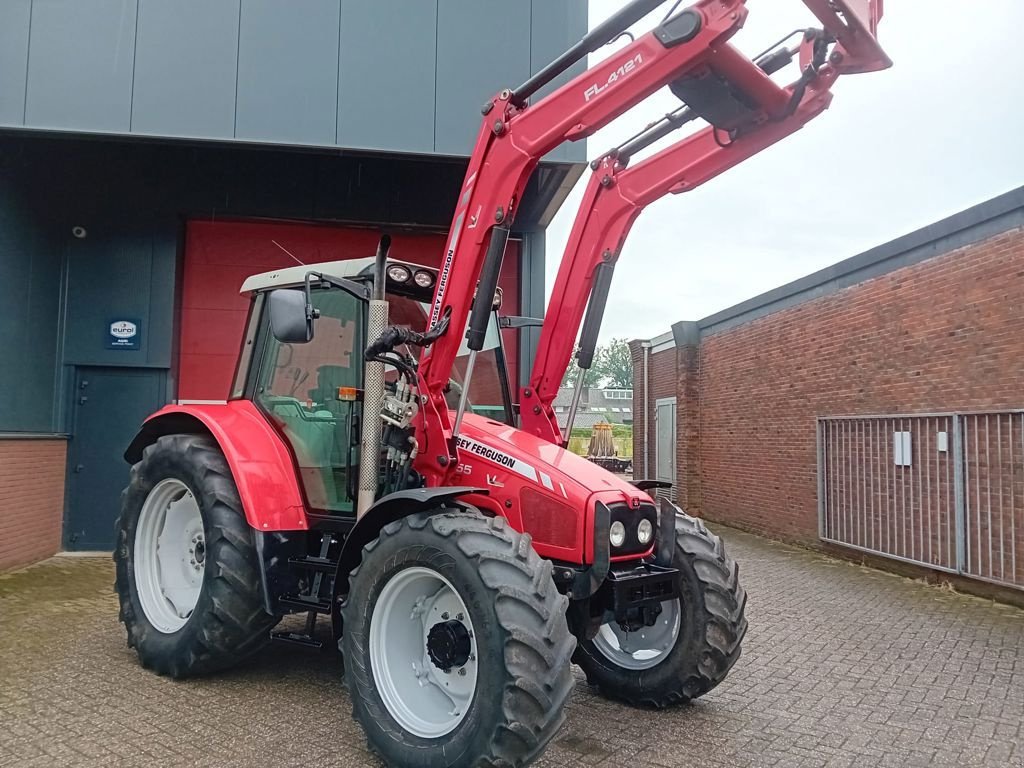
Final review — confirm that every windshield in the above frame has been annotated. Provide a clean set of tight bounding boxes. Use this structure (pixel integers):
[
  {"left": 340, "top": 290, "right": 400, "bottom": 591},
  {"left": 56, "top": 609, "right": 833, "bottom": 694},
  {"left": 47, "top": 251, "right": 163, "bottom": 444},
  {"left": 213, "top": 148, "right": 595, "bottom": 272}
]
[{"left": 386, "top": 293, "right": 510, "bottom": 422}]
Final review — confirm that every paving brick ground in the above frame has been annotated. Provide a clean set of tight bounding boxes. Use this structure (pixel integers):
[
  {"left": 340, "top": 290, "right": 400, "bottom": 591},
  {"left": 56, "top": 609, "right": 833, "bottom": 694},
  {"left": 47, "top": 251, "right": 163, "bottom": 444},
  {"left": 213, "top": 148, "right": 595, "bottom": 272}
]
[{"left": 1, "top": 526, "right": 1021, "bottom": 768}]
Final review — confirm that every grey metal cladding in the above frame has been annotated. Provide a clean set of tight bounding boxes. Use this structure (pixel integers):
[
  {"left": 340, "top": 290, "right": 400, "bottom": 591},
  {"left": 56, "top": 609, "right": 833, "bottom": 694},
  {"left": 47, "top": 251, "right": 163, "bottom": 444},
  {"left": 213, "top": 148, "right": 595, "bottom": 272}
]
[
  {"left": 25, "top": 0, "right": 137, "bottom": 132},
  {"left": 0, "top": 179, "right": 61, "bottom": 432},
  {"left": 62, "top": 231, "right": 168, "bottom": 369},
  {"left": 434, "top": 0, "right": 531, "bottom": 156},
  {"left": 338, "top": 0, "right": 436, "bottom": 153},
  {"left": 0, "top": 1, "right": 31, "bottom": 125},
  {"left": 8, "top": 0, "right": 586, "bottom": 159},
  {"left": 236, "top": 0, "right": 340, "bottom": 146},
  {"left": 131, "top": 0, "right": 240, "bottom": 138},
  {"left": 531, "top": 0, "right": 587, "bottom": 163}
]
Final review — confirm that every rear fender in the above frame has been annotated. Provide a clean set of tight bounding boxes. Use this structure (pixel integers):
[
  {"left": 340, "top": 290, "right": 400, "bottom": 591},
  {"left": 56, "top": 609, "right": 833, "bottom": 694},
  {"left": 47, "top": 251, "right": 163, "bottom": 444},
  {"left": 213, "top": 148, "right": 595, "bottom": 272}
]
[
  {"left": 331, "top": 486, "right": 487, "bottom": 639},
  {"left": 125, "top": 403, "right": 309, "bottom": 532}
]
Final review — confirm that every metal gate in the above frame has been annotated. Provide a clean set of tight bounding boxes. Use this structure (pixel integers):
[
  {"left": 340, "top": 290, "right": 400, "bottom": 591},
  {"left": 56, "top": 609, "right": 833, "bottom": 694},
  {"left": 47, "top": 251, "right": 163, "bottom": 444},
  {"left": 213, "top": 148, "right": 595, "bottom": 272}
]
[{"left": 818, "top": 412, "right": 1024, "bottom": 591}]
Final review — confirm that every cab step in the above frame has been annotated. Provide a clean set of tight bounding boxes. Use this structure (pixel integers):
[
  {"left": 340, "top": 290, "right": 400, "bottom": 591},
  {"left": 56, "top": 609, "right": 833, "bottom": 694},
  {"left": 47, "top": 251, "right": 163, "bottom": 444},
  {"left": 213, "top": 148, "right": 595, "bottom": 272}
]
[
  {"left": 288, "top": 555, "right": 336, "bottom": 574},
  {"left": 271, "top": 630, "right": 325, "bottom": 650},
  {"left": 278, "top": 594, "right": 332, "bottom": 614}
]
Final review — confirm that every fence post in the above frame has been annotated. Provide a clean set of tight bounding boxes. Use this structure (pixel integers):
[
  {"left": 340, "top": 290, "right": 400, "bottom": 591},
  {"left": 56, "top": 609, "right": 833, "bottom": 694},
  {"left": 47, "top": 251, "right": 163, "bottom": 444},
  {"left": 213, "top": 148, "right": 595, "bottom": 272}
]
[
  {"left": 952, "top": 414, "right": 967, "bottom": 573},
  {"left": 816, "top": 419, "right": 826, "bottom": 538}
]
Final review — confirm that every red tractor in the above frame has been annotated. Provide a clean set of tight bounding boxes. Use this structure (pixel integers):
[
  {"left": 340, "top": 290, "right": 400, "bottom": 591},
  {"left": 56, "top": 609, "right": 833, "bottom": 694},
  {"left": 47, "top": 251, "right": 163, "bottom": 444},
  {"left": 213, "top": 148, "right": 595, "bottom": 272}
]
[{"left": 115, "top": 2, "right": 890, "bottom": 765}]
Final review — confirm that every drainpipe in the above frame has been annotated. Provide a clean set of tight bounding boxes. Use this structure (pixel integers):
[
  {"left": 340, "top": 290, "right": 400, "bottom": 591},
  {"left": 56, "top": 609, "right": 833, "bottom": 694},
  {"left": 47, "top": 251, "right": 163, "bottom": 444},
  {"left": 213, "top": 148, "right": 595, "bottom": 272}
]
[{"left": 641, "top": 339, "right": 651, "bottom": 479}]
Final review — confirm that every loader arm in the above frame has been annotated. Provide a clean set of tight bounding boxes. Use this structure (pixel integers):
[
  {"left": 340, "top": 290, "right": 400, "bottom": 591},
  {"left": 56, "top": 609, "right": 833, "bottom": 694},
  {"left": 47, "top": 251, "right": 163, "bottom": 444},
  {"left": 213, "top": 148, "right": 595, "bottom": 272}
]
[
  {"left": 521, "top": 10, "right": 890, "bottom": 445},
  {"left": 409, "top": 0, "right": 751, "bottom": 480}
]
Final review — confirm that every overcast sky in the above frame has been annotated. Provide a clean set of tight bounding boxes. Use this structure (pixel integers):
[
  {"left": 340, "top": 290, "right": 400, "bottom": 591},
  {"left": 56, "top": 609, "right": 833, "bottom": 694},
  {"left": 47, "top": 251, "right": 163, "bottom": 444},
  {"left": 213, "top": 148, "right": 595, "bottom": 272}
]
[{"left": 544, "top": 0, "right": 1024, "bottom": 344}]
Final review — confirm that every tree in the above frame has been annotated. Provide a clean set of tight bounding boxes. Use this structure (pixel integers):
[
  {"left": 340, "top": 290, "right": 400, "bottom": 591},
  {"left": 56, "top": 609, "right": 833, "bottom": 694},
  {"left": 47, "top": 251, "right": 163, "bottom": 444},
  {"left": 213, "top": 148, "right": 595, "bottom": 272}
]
[
  {"left": 595, "top": 338, "right": 632, "bottom": 388},
  {"left": 561, "top": 355, "right": 603, "bottom": 388},
  {"left": 560, "top": 338, "right": 633, "bottom": 389}
]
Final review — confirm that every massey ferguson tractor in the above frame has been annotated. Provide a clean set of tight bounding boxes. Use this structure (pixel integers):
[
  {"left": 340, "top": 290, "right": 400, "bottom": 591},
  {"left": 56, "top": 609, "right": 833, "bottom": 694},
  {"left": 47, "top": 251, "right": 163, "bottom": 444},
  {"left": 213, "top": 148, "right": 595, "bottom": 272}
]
[{"left": 114, "top": 1, "right": 890, "bottom": 765}]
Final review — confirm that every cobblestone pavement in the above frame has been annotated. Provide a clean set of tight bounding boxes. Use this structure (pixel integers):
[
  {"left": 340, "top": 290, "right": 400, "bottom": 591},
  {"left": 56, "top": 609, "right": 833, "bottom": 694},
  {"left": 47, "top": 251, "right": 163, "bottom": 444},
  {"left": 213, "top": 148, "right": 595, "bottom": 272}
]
[{"left": 1, "top": 527, "right": 1021, "bottom": 768}]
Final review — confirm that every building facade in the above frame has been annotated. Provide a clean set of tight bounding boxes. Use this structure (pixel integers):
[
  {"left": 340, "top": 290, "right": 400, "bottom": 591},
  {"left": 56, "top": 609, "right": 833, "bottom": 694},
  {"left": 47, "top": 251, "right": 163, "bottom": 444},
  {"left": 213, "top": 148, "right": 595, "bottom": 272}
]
[
  {"left": 632, "top": 187, "right": 1024, "bottom": 600},
  {"left": 552, "top": 386, "right": 633, "bottom": 431},
  {"left": 0, "top": 0, "right": 587, "bottom": 571}
]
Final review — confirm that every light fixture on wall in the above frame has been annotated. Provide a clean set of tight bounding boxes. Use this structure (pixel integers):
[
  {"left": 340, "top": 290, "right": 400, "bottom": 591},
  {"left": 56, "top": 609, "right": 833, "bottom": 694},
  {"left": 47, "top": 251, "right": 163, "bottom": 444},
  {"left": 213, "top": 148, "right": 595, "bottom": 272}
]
[{"left": 71, "top": 226, "right": 87, "bottom": 239}]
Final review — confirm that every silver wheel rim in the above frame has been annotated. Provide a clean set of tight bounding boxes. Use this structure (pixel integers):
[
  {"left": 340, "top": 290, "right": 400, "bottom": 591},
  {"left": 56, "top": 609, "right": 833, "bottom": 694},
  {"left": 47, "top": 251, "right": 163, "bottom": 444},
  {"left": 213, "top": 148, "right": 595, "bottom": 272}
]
[
  {"left": 369, "top": 567, "right": 478, "bottom": 739},
  {"left": 134, "top": 478, "right": 205, "bottom": 634},
  {"left": 592, "top": 598, "right": 682, "bottom": 670}
]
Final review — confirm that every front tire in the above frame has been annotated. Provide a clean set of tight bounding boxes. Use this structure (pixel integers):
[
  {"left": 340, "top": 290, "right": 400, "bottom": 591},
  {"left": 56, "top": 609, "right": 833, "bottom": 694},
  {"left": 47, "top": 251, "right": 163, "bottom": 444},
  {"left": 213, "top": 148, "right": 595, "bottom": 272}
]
[
  {"left": 573, "top": 513, "right": 747, "bottom": 707},
  {"left": 114, "top": 434, "right": 277, "bottom": 678},
  {"left": 342, "top": 512, "right": 575, "bottom": 767}
]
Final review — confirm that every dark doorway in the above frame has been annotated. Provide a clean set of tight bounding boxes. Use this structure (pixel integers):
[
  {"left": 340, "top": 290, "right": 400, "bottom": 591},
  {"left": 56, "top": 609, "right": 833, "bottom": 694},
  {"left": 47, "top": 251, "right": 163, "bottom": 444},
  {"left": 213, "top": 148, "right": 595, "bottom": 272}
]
[{"left": 65, "top": 367, "right": 165, "bottom": 550}]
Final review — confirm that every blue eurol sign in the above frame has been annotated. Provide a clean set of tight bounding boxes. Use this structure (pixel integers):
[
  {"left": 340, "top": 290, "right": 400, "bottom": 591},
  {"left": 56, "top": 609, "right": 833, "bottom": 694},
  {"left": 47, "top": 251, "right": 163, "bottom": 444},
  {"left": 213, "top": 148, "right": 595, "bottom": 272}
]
[{"left": 107, "top": 318, "right": 141, "bottom": 350}]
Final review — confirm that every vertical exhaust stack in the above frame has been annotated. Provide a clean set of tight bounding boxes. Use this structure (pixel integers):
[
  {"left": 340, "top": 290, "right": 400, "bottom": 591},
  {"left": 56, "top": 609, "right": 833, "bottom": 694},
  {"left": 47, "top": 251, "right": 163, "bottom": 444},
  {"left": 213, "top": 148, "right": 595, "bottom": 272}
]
[{"left": 357, "top": 235, "right": 391, "bottom": 518}]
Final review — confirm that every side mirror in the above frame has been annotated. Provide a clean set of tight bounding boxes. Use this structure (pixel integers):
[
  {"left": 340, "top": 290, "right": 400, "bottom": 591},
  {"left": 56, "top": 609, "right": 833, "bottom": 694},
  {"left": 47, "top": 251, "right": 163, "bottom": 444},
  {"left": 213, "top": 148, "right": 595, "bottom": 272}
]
[{"left": 268, "top": 289, "right": 314, "bottom": 343}]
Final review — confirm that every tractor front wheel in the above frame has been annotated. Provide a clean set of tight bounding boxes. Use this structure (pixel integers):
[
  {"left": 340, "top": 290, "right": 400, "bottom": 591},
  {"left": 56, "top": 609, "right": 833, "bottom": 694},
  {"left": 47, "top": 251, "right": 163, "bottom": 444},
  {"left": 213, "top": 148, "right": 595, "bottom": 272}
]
[
  {"left": 342, "top": 512, "right": 576, "bottom": 767},
  {"left": 114, "top": 434, "right": 277, "bottom": 677},
  {"left": 574, "top": 513, "right": 747, "bottom": 707}
]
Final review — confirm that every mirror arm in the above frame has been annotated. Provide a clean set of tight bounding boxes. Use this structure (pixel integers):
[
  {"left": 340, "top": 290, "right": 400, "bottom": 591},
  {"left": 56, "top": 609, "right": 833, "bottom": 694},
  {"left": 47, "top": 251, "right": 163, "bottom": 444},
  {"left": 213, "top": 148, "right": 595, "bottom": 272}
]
[{"left": 304, "top": 270, "right": 372, "bottom": 303}]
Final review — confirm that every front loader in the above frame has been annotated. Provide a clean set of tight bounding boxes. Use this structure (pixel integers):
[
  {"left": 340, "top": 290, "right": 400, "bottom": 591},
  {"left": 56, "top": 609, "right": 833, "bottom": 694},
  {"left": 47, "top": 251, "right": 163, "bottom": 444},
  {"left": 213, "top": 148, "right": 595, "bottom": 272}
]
[{"left": 114, "top": 2, "right": 891, "bottom": 766}]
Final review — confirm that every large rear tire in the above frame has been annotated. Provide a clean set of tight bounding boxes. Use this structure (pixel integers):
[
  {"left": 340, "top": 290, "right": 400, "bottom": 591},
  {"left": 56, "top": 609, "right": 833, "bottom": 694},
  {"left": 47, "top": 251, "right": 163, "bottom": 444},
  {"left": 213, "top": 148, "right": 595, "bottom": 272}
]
[
  {"left": 114, "top": 434, "right": 278, "bottom": 678},
  {"left": 573, "top": 513, "right": 747, "bottom": 707},
  {"left": 342, "top": 512, "right": 576, "bottom": 767}
]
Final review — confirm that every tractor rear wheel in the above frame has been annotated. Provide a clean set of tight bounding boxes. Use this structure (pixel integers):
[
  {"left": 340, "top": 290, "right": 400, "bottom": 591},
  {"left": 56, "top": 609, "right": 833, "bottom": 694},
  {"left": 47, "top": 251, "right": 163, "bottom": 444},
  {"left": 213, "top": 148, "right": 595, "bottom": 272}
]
[
  {"left": 114, "top": 434, "right": 277, "bottom": 678},
  {"left": 342, "top": 512, "right": 576, "bottom": 767},
  {"left": 573, "top": 513, "right": 747, "bottom": 707}
]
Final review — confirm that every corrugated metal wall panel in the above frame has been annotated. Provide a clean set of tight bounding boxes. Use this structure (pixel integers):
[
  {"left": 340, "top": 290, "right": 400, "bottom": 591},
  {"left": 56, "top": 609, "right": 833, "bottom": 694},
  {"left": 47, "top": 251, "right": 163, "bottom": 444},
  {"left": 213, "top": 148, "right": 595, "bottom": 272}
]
[
  {"left": 0, "top": 176, "right": 61, "bottom": 432},
  {"left": 235, "top": 0, "right": 340, "bottom": 146},
  {"left": 434, "top": 0, "right": 531, "bottom": 156},
  {"left": 131, "top": 0, "right": 240, "bottom": 138},
  {"left": 62, "top": 231, "right": 172, "bottom": 369},
  {"left": 8, "top": 1, "right": 585, "bottom": 162},
  {"left": 0, "top": 1, "right": 31, "bottom": 126},
  {"left": 24, "top": 0, "right": 137, "bottom": 132},
  {"left": 338, "top": 0, "right": 436, "bottom": 153},
  {"left": 530, "top": 0, "right": 587, "bottom": 163}
]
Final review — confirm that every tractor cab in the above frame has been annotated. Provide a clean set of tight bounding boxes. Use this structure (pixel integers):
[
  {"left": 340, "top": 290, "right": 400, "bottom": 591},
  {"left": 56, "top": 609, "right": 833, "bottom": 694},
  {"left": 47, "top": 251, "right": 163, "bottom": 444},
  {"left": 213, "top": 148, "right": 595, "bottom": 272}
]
[{"left": 233, "top": 256, "right": 512, "bottom": 517}]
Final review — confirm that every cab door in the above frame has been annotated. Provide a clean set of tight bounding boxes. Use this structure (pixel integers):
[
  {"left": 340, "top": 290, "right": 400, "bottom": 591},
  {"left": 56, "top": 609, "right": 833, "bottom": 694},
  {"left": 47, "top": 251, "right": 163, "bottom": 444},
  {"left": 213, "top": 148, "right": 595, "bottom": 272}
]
[{"left": 251, "top": 288, "right": 365, "bottom": 515}]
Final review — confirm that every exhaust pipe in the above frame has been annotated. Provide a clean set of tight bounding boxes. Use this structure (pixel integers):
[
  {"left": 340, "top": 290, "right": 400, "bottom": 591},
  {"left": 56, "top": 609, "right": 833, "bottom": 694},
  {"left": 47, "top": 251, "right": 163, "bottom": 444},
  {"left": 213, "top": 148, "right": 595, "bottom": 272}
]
[{"left": 357, "top": 236, "right": 391, "bottom": 517}]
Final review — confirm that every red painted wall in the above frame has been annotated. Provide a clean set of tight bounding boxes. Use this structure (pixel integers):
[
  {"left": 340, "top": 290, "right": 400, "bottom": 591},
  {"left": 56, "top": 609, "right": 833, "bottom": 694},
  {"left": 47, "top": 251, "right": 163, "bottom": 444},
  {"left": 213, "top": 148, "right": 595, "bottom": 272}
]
[{"left": 179, "top": 220, "right": 520, "bottom": 401}]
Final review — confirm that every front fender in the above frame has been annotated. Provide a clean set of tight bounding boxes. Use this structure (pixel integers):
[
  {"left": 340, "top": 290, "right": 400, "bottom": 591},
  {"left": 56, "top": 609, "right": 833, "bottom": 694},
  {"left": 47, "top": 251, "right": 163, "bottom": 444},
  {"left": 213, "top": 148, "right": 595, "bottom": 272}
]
[
  {"left": 330, "top": 486, "right": 486, "bottom": 638},
  {"left": 125, "top": 402, "right": 309, "bottom": 531}
]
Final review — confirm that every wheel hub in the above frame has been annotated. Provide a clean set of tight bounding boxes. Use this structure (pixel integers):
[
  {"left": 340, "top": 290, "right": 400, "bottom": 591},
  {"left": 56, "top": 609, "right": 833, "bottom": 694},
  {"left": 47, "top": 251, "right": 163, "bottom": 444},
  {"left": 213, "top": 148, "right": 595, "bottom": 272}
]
[
  {"left": 134, "top": 479, "right": 205, "bottom": 633},
  {"left": 369, "top": 567, "right": 479, "bottom": 738},
  {"left": 427, "top": 619, "right": 472, "bottom": 672},
  {"left": 593, "top": 596, "right": 681, "bottom": 670},
  {"left": 189, "top": 534, "right": 206, "bottom": 569}
]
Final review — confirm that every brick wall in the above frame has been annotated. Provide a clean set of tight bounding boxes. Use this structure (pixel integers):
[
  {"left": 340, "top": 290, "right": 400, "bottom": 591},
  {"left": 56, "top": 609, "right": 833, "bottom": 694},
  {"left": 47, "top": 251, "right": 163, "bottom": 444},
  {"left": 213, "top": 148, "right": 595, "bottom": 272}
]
[
  {"left": 698, "top": 227, "right": 1024, "bottom": 542},
  {"left": 634, "top": 226, "right": 1024, "bottom": 549},
  {"left": 0, "top": 439, "right": 67, "bottom": 572}
]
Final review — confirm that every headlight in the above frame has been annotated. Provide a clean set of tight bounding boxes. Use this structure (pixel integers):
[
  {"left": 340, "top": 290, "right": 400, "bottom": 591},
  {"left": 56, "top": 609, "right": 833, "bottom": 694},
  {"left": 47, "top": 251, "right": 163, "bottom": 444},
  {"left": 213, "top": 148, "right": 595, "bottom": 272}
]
[
  {"left": 637, "top": 518, "right": 653, "bottom": 545},
  {"left": 609, "top": 521, "right": 626, "bottom": 548},
  {"left": 413, "top": 270, "right": 435, "bottom": 288},
  {"left": 386, "top": 264, "right": 411, "bottom": 283}
]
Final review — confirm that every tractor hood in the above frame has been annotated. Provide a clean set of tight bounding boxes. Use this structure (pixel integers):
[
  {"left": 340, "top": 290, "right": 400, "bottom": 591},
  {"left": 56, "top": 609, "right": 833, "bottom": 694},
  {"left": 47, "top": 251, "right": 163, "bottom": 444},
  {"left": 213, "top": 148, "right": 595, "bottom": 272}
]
[{"left": 456, "top": 413, "right": 654, "bottom": 561}]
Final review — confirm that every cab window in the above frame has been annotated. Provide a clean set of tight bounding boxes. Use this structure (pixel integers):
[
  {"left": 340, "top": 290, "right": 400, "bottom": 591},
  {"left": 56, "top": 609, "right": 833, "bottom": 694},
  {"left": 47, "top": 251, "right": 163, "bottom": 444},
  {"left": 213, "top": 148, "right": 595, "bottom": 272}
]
[{"left": 254, "top": 288, "right": 364, "bottom": 514}]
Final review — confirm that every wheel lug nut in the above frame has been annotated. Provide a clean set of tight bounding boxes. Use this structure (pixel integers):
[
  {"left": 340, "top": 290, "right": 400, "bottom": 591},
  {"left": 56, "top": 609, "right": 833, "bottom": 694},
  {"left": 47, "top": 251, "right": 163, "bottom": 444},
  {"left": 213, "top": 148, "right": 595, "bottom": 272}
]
[
  {"left": 458, "top": 668, "right": 467, "bottom": 676},
  {"left": 441, "top": 612, "right": 449, "bottom": 620},
  {"left": 456, "top": 613, "right": 464, "bottom": 621}
]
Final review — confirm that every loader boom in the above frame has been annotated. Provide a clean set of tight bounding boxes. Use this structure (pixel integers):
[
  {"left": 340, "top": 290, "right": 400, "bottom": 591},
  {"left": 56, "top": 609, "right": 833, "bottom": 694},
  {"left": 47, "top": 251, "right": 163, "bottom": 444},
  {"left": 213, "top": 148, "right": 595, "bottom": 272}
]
[
  {"left": 521, "top": 12, "right": 890, "bottom": 444},
  {"left": 366, "top": 0, "right": 889, "bottom": 484},
  {"left": 412, "top": 0, "right": 750, "bottom": 478}
]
